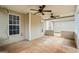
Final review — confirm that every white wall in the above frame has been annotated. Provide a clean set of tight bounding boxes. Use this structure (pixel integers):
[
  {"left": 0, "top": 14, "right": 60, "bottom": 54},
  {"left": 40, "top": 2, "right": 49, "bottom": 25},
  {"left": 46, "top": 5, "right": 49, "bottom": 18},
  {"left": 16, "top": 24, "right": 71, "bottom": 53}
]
[
  {"left": 0, "top": 8, "right": 26, "bottom": 46},
  {"left": 0, "top": 8, "right": 44, "bottom": 46},
  {"left": 31, "top": 14, "right": 43, "bottom": 40},
  {"left": 0, "top": 9, "right": 8, "bottom": 45},
  {"left": 25, "top": 13, "right": 44, "bottom": 40}
]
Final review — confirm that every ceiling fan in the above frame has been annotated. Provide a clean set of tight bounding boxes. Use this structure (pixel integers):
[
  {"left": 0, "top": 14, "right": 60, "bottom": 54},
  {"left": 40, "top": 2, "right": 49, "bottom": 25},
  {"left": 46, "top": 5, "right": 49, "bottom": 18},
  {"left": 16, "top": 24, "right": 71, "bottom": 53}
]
[
  {"left": 45, "top": 13, "right": 74, "bottom": 20},
  {"left": 50, "top": 13, "right": 59, "bottom": 19},
  {"left": 30, "top": 5, "right": 52, "bottom": 15}
]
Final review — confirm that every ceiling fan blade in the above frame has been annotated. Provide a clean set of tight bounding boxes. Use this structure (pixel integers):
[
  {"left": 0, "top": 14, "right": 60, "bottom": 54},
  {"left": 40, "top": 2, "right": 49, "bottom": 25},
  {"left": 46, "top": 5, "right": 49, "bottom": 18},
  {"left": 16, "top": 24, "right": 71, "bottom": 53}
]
[
  {"left": 51, "top": 16, "right": 56, "bottom": 19},
  {"left": 53, "top": 16, "right": 57, "bottom": 19},
  {"left": 56, "top": 15, "right": 74, "bottom": 19},
  {"left": 50, "top": 13, "right": 60, "bottom": 19},
  {"left": 44, "top": 18, "right": 53, "bottom": 20},
  {"left": 42, "top": 12, "right": 44, "bottom": 15},
  {"left": 43, "top": 10, "right": 52, "bottom": 12},
  {"left": 44, "top": 15, "right": 74, "bottom": 20},
  {"left": 41, "top": 5, "right": 45, "bottom": 9},
  {"left": 55, "top": 15, "right": 60, "bottom": 17},
  {"left": 51, "top": 13, "right": 54, "bottom": 15},
  {"left": 40, "top": 5, "right": 46, "bottom": 11},
  {"left": 34, "top": 12, "right": 40, "bottom": 15},
  {"left": 30, "top": 9, "right": 38, "bottom": 11}
]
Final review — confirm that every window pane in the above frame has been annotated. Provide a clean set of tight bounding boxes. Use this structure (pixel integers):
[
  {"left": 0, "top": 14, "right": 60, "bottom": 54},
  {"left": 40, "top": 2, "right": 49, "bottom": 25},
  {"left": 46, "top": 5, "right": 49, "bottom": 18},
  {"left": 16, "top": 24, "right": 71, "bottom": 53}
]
[
  {"left": 16, "top": 26, "right": 19, "bottom": 29},
  {"left": 13, "top": 20, "right": 16, "bottom": 24},
  {"left": 12, "top": 26, "right": 16, "bottom": 30},
  {"left": 13, "top": 15, "right": 16, "bottom": 20},
  {"left": 9, "top": 15, "right": 13, "bottom": 24},
  {"left": 9, "top": 20, "right": 12, "bottom": 24},
  {"left": 9, "top": 15, "right": 12, "bottom": 20},
  {"left": 17, "top": 16, "right": 19, "bottom": 20},
  {"left": 16, "top": 20, "right": 19, "bottom": 24},
  {"left": 13, "top": 30, "right": 16, "bottom": 34},
  {"left": 9, "top": 30, "right": 13, "bottom": 35},
  {"left": 9, "top": 25, "right": 12, "bottom": 31},
  {"left": 16, "top": 29, "right": 19, "bottom": 34},
  {"left": 13, "top": 16, "right": 17, "bottom": 24}
]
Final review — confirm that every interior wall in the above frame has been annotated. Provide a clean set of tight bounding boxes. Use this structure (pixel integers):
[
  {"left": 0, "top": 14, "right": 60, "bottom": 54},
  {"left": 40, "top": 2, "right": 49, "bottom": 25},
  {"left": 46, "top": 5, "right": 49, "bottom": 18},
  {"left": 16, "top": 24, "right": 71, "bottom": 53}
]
[
  {"left": 54, "top": 20, "right": 75, "bottom": 33},
  {"left": 31, "top": 14, "right": 43, "bottom": 40},
  {"left": 0, "top": 8, "right": 26, "bottom": 46},
  {"left": 0, "top": 9, "right": 8, "bottom": 44}
]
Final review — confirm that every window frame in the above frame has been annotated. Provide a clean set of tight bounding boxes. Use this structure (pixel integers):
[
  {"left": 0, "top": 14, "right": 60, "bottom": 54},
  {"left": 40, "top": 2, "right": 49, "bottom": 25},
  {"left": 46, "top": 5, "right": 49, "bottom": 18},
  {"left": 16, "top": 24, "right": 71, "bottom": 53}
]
[{"left": 8, "top": 13, "right": 21, "bottom": 36}]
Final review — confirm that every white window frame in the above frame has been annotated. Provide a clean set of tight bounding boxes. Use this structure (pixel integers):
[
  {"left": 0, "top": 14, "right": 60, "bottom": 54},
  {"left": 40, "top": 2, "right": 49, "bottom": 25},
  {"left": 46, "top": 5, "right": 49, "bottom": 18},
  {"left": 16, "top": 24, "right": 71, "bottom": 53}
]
[{"left": 8, "top": 13, "right": 21, "bottom": 36}]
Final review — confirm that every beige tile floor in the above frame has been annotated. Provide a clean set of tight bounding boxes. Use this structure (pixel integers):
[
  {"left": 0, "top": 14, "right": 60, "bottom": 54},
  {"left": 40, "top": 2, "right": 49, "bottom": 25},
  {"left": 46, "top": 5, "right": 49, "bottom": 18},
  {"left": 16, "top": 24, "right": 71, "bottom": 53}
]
[{"left": 0, "top": 36, "right": 77, "bottom": 53}]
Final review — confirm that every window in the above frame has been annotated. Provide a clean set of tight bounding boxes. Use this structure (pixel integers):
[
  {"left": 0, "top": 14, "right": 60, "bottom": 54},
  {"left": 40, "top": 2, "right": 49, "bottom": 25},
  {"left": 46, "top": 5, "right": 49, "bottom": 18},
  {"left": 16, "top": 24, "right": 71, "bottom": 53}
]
[
  {"left": 45, "top": 21, "right": 54, "bottom": 30},
  {"left": 9, "top": 15, "right": 19, "bottom": 35}
]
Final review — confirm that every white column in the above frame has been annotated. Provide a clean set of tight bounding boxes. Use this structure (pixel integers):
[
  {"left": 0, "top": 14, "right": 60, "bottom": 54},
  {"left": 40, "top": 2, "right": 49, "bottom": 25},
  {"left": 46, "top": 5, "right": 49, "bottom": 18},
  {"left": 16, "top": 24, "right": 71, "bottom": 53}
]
[
  {"left": 75, "top": 6, "right": 79, "bottom": 48},
  {"left": 29, "top": 12, "right": 31, "bottom": 41}
]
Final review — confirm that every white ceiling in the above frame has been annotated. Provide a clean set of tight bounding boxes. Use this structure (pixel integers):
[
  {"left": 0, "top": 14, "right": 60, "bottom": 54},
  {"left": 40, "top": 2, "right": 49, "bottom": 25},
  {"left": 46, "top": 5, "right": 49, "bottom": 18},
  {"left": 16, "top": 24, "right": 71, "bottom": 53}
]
[{"left": 0, "top": 5, "right": 76, "bottom": 19}]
